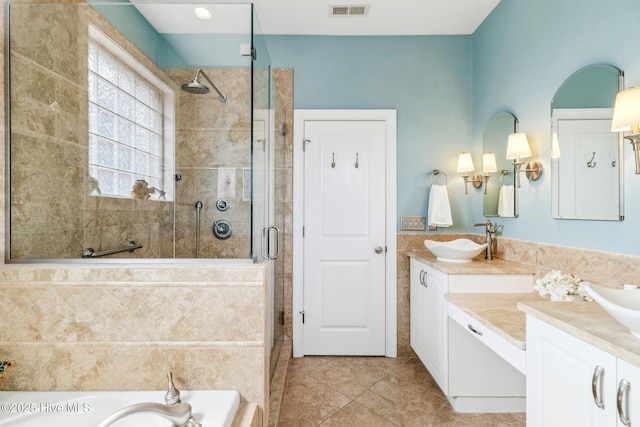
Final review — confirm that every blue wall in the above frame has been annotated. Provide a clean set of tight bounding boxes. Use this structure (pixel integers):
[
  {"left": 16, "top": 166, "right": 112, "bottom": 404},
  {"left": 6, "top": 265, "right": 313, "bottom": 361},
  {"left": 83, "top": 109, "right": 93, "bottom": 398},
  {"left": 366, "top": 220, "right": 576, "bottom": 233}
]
[
  {"left": 264, "top": 35, "right": 475, "bottom": 232},
  {"left": 473, "top": 0, "right": 640, "bottom": 255},
  {"left": 265, "top": 0, "right": 640, "bottom": 256}
]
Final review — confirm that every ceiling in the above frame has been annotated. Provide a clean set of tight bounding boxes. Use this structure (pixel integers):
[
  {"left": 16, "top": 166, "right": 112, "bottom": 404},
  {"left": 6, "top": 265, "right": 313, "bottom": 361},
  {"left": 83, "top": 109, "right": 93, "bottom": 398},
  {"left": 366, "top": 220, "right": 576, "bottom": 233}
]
[{"left": 131, "top": 0, "right": 502, "bottom": 36}]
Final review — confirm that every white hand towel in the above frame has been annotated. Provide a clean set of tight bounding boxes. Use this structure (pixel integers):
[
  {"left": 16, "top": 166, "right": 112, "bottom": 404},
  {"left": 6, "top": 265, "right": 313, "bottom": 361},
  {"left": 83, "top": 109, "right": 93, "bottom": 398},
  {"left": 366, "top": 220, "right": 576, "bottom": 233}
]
[
  {"left": 498, "top": 185, "right": 515, "bottom": 217},
  {"left": 427, "top": 185, "right": 453, "bottom": 228}
]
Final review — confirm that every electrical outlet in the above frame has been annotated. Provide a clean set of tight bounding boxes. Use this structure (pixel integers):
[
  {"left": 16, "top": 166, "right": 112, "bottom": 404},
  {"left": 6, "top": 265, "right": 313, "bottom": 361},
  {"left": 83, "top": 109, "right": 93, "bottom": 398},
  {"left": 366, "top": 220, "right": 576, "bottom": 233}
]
[{"left": 401, "top": 216, "right": 426, "bottom": 231}]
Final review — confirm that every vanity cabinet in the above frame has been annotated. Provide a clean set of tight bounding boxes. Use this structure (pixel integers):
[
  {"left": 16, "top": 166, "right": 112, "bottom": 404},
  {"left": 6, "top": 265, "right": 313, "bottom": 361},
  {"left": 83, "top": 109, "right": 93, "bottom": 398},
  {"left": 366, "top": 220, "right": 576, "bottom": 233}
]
[
  {"left": 409, "top": 256, "right": 533, "bottom": 399},
  {"left": 410, "top": 258, "right": 446, "bottom": 391},
  {"left": 527, "top": 315, "right": 640, "bottom": 427}
]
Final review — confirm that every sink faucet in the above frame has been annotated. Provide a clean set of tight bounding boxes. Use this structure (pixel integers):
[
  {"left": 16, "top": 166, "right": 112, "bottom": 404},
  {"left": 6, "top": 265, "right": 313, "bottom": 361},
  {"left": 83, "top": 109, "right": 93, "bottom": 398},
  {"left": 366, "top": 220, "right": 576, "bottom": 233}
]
[
  {"left": 472, "top": 219, "right": 503, "bottom": 260},
  {"left": 97, "top": 401, "right": 201, "bottom": 427}
]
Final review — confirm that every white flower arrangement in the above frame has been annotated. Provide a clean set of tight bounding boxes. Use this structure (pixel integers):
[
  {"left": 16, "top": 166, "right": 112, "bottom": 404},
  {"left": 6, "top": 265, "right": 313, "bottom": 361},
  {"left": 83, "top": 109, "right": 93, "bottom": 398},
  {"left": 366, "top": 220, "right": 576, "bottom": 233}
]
[{"left": 534, "top": 270, "right": 587, "bottom": 301}]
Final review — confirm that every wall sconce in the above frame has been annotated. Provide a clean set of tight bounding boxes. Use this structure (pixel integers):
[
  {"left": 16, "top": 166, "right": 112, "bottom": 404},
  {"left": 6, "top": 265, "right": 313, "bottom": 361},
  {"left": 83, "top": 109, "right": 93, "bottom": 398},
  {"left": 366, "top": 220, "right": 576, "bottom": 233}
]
[
  {"left": 611, "top": 86, "right": 640, "bottom": 174},
  {"left": 506, "top": 132, "right": 543, "bottom": 187},
  {"left": 457, "top": 152, "right": 482, "bottom": 194},
  {"left": 482, "top": 152, "right": 497, "bottom": 194}
]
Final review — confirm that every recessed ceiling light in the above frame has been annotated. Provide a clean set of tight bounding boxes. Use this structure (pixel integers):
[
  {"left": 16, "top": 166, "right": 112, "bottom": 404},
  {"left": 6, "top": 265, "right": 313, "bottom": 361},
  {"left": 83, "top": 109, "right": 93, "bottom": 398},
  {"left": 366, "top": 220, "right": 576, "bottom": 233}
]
[{"left": 194, "top": 7, "right": 212, "bottom": 20}]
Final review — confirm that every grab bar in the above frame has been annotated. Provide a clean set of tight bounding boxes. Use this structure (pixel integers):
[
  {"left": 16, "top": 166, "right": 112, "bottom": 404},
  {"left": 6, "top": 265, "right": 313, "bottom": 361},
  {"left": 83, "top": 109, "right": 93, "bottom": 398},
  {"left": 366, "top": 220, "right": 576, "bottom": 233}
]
[
  {"left": 195, "top": 201, "right": 203, "bottom": 258},
  {"left": 82, "top": 241, "right": 143, "bottom": 258}
]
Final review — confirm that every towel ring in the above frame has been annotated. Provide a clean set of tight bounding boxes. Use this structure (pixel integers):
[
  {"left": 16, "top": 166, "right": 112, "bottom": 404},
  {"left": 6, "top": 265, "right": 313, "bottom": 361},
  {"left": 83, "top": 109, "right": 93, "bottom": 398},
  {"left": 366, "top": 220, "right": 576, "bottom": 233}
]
[
  {"left": 499, "top": 170, "right": 513, "bottom": 186},
  {"left": 429, "top": 170, "right": 447, "bottom": 186}
]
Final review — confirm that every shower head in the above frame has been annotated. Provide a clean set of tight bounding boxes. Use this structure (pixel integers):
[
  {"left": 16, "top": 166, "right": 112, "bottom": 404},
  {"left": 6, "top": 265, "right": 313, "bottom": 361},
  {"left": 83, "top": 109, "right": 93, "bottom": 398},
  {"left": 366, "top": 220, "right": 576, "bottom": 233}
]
[
  {"left": 182, "top": 80, "right": 210, "bottom": 95},
  {"left": 181, "top": 69, "right": 227, "bottom": 102}
]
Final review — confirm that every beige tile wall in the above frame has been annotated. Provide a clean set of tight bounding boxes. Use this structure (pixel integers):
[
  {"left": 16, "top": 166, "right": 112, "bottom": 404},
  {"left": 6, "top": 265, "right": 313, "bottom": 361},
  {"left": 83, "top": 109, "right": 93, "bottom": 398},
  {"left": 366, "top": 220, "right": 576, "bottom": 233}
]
[
  {"left": 0, "top": 3, "right": 276, "bottom": 426},
  {"left": 7, "top": 1, "right": 268, "bottom": 261},
  {"left": 8, "top": 3, "right": 177, "bottom": 259},
  {"left": 0, "top": 263, "right": 271, "bottom": 423},
  {"left": 166, "top": 66, "right": 253, "bottom": 259}
]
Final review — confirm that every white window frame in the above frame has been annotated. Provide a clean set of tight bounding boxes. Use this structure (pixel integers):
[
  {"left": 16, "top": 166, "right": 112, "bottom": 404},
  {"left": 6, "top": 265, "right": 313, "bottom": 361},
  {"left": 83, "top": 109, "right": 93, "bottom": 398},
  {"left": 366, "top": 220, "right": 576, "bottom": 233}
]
[{"left": 87, "top": 24, "right": 174, "bottom": 201}]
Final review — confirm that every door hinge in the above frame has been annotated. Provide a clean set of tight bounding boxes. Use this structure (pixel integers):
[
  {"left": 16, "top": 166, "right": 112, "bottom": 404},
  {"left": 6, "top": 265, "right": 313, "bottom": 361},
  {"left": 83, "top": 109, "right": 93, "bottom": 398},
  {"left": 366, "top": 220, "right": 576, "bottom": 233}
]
[
  {"left": 302, "top": 226, "right": 305, "bottom": 237},
  {"left": 303, "top": 139, "right": 311, "bottom": 152},
  {"left": 300, "top": 310, "right": 305, "bottom": 323},
  {"left": 279, "top": 310, "right": 285, "bottom": 326}
]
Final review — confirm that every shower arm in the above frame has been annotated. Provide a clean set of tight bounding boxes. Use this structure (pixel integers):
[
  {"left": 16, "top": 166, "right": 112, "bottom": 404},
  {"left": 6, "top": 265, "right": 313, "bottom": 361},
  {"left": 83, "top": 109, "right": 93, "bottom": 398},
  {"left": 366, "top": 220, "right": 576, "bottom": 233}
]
[{"left": 195, "top": 69, "right": 227, "bottom": 102}]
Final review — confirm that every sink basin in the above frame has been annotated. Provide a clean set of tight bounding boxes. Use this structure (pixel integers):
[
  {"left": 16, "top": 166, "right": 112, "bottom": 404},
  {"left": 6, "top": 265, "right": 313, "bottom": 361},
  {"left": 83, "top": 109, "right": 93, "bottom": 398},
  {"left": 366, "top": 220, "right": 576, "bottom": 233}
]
[
  {"left": 585, "top": 283, "right": 640, "bottom": 337},
  {"left": 423, "top": 238, "right": 488, "bottom": 263}
]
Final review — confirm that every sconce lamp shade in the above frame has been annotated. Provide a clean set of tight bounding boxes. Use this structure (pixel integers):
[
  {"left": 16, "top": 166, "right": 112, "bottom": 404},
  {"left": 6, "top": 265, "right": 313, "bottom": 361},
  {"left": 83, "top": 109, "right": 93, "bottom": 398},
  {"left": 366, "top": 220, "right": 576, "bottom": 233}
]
[
  {"left": 612, "top": 86, "right": 640, "bottom": 134},
  {"left": 482, "top": 152, "right": 498, "bottom": 173},
  {"left": 506, "top": 132, "right": 532, "bottom": 160},
  {"left": 457, "top": 152, "right": 475, "bottom": 173},
  {"left": 551, "top": 132, "right": 561, "bottom": 159}
]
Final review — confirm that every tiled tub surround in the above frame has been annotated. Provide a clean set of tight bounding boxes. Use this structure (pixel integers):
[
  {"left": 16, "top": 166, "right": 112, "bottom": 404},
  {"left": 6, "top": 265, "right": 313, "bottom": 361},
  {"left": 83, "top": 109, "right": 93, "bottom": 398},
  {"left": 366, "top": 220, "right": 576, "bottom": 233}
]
[
  {"left": 0, "top": 262, "right": 270, "bottom": 426},
  {"left": 397, "top": 233, "right": 640, "bottom": 357}
]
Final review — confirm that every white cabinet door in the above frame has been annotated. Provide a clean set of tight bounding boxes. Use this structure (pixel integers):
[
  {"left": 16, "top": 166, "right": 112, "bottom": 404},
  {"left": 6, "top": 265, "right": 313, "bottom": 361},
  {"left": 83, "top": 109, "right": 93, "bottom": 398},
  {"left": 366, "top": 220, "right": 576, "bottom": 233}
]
[
  {"left": 527, "top": 316, "right": 617, "bottom": 427},
  {"left": 409, "top": 259, "right": 427, "bottom": 362},
  {"left": 409, "top": 260, "right": 447, "bottom": 392},
  {"left": 424, "top": 266, "right": 447, "bottom": 394},
  {"left": 617, "top": 359, "right": 640, "bottom": 427}
]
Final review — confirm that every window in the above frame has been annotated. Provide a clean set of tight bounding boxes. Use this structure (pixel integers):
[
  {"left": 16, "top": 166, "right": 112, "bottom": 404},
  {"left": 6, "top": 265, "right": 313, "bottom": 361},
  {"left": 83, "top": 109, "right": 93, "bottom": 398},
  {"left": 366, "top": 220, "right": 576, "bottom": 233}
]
[{"left": 87, "top": 26, "right": 173, "bottom": 200}]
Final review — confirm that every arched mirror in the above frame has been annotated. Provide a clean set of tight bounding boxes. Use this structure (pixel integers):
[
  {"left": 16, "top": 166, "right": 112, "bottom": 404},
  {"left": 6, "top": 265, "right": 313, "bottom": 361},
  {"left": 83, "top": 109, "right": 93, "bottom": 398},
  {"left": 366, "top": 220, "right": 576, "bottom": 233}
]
[
  {"left": 483, "top": 112, "right": 517, "bottom": 217},
  {"left": 551, "top": 64, "right": 624, "bottom": 221}
]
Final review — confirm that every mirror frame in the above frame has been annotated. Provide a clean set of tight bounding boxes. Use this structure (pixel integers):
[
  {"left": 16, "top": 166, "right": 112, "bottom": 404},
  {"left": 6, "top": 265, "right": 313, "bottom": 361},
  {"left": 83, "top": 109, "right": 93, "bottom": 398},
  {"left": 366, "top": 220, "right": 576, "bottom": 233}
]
[{"left": 482, "top": 112, "right": 519, "bottom": 218}]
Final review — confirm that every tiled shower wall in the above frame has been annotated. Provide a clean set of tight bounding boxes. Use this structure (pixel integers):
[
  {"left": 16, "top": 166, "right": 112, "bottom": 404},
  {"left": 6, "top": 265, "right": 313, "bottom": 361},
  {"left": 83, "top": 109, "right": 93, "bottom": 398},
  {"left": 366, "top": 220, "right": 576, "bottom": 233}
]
[
  {"left": 167, "top": 67, "right": 253, "bottom": 259},
  {"left": 8, "top": 3, "right": 261, "bottom": 260},
  {"left": 8, "top": 3, "right": 176, "bottom": 259}
]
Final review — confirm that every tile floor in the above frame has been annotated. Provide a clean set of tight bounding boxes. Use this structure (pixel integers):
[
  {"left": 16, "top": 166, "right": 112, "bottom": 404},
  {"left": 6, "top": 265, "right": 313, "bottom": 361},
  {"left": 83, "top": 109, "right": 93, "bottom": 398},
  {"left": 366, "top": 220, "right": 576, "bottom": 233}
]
[{"left": 279, "top": 356, "right": 525, "bottom": 427}]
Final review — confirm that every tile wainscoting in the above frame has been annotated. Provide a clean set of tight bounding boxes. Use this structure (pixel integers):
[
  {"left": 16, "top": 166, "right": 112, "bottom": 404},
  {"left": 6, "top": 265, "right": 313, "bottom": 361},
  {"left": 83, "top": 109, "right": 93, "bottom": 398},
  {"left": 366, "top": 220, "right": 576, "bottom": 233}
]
[{"left": 0, "top": 263, "right": 271, "bottom": 426}]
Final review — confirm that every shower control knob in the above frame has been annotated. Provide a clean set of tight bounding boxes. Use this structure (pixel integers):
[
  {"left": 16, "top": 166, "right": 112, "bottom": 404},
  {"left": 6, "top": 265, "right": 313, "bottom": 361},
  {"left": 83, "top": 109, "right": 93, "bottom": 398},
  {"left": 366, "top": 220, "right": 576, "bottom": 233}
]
[
  {"left": 212, "top": 220, "right": 232, "bottom": 240},
  {"left": 216, "top": 199, "right": 229, "bottom": 211}
]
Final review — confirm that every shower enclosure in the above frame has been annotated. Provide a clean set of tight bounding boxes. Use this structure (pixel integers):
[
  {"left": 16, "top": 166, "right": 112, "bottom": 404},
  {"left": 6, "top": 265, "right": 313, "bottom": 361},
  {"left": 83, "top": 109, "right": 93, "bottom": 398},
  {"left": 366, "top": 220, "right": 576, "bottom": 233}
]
[{"left": 5, "top": 1, "right": 287, "bottom": 377}]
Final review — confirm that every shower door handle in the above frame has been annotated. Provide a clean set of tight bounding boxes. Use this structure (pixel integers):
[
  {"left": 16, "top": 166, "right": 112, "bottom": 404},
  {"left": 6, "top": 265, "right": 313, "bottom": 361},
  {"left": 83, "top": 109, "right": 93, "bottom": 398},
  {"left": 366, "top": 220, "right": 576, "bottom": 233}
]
[{"left": 262, "top": 226, "right": 280, "bottom": 260}]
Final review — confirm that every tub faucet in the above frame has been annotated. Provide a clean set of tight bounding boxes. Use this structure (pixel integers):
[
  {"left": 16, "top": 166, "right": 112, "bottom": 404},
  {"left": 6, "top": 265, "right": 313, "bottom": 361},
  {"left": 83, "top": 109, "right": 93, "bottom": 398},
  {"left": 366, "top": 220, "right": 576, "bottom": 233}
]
[
  {"left": 98, "top": 372, "right": 201, "bottom": 427},
  {"left": 0, "top": 360, "right": 14, "bottom": 380},
  {"left": 472, "top": 219, "right": 503, "bottom": 260},
  {"left": 97, "top": 401, "right": 202, "bottom": 427},
  {"left": 165, "top": 372, "right": 181, "bottom": 405}
]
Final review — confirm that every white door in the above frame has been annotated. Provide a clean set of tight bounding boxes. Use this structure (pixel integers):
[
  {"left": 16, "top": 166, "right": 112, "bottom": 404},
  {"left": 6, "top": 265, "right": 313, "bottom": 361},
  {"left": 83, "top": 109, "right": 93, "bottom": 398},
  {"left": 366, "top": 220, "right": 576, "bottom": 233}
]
[
  {"left": 557, "top": 119, "right": 619, "bottom": 219},
  {"left": 302, "top": 120, "right": 387, "bottom": 355}
]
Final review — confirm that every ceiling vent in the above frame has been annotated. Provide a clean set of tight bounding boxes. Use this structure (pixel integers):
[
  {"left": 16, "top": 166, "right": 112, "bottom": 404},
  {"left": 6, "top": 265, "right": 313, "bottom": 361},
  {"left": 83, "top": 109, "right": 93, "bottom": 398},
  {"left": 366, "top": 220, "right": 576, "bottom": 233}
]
[{"left": 330, "top": 4, "right": 370, "bottom": 17}]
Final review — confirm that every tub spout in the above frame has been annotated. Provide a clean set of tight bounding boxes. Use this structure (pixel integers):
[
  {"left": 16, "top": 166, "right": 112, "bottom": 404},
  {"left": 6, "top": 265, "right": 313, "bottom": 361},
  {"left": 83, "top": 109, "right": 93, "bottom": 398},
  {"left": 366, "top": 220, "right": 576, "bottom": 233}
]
[{"left": 97, "top": 401, "right": 202, "bottom": 427}]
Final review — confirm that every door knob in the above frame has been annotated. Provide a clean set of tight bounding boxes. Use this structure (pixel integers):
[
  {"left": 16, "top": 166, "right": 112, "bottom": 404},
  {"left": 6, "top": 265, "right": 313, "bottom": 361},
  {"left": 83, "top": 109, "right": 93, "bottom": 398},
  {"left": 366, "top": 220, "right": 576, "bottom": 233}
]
[{"left": 374, "top": 246, "right": 384, "bottom": 254}]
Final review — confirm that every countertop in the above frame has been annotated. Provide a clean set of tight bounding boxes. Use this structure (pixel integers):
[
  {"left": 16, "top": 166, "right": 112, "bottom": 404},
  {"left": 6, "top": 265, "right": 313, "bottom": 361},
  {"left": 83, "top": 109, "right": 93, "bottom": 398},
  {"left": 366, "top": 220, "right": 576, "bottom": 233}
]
[
  {"left": 445, "top": 293, "right": 640, "bottom": 368},
  {"left": 408, "top": 249, "right": 535, "bottom": 275},
  {"left": 445, "top": 292, "right": 544, "bottom": 349},
  {"left": 519, "top": 300, "right": 640, "bottom": 369}
]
